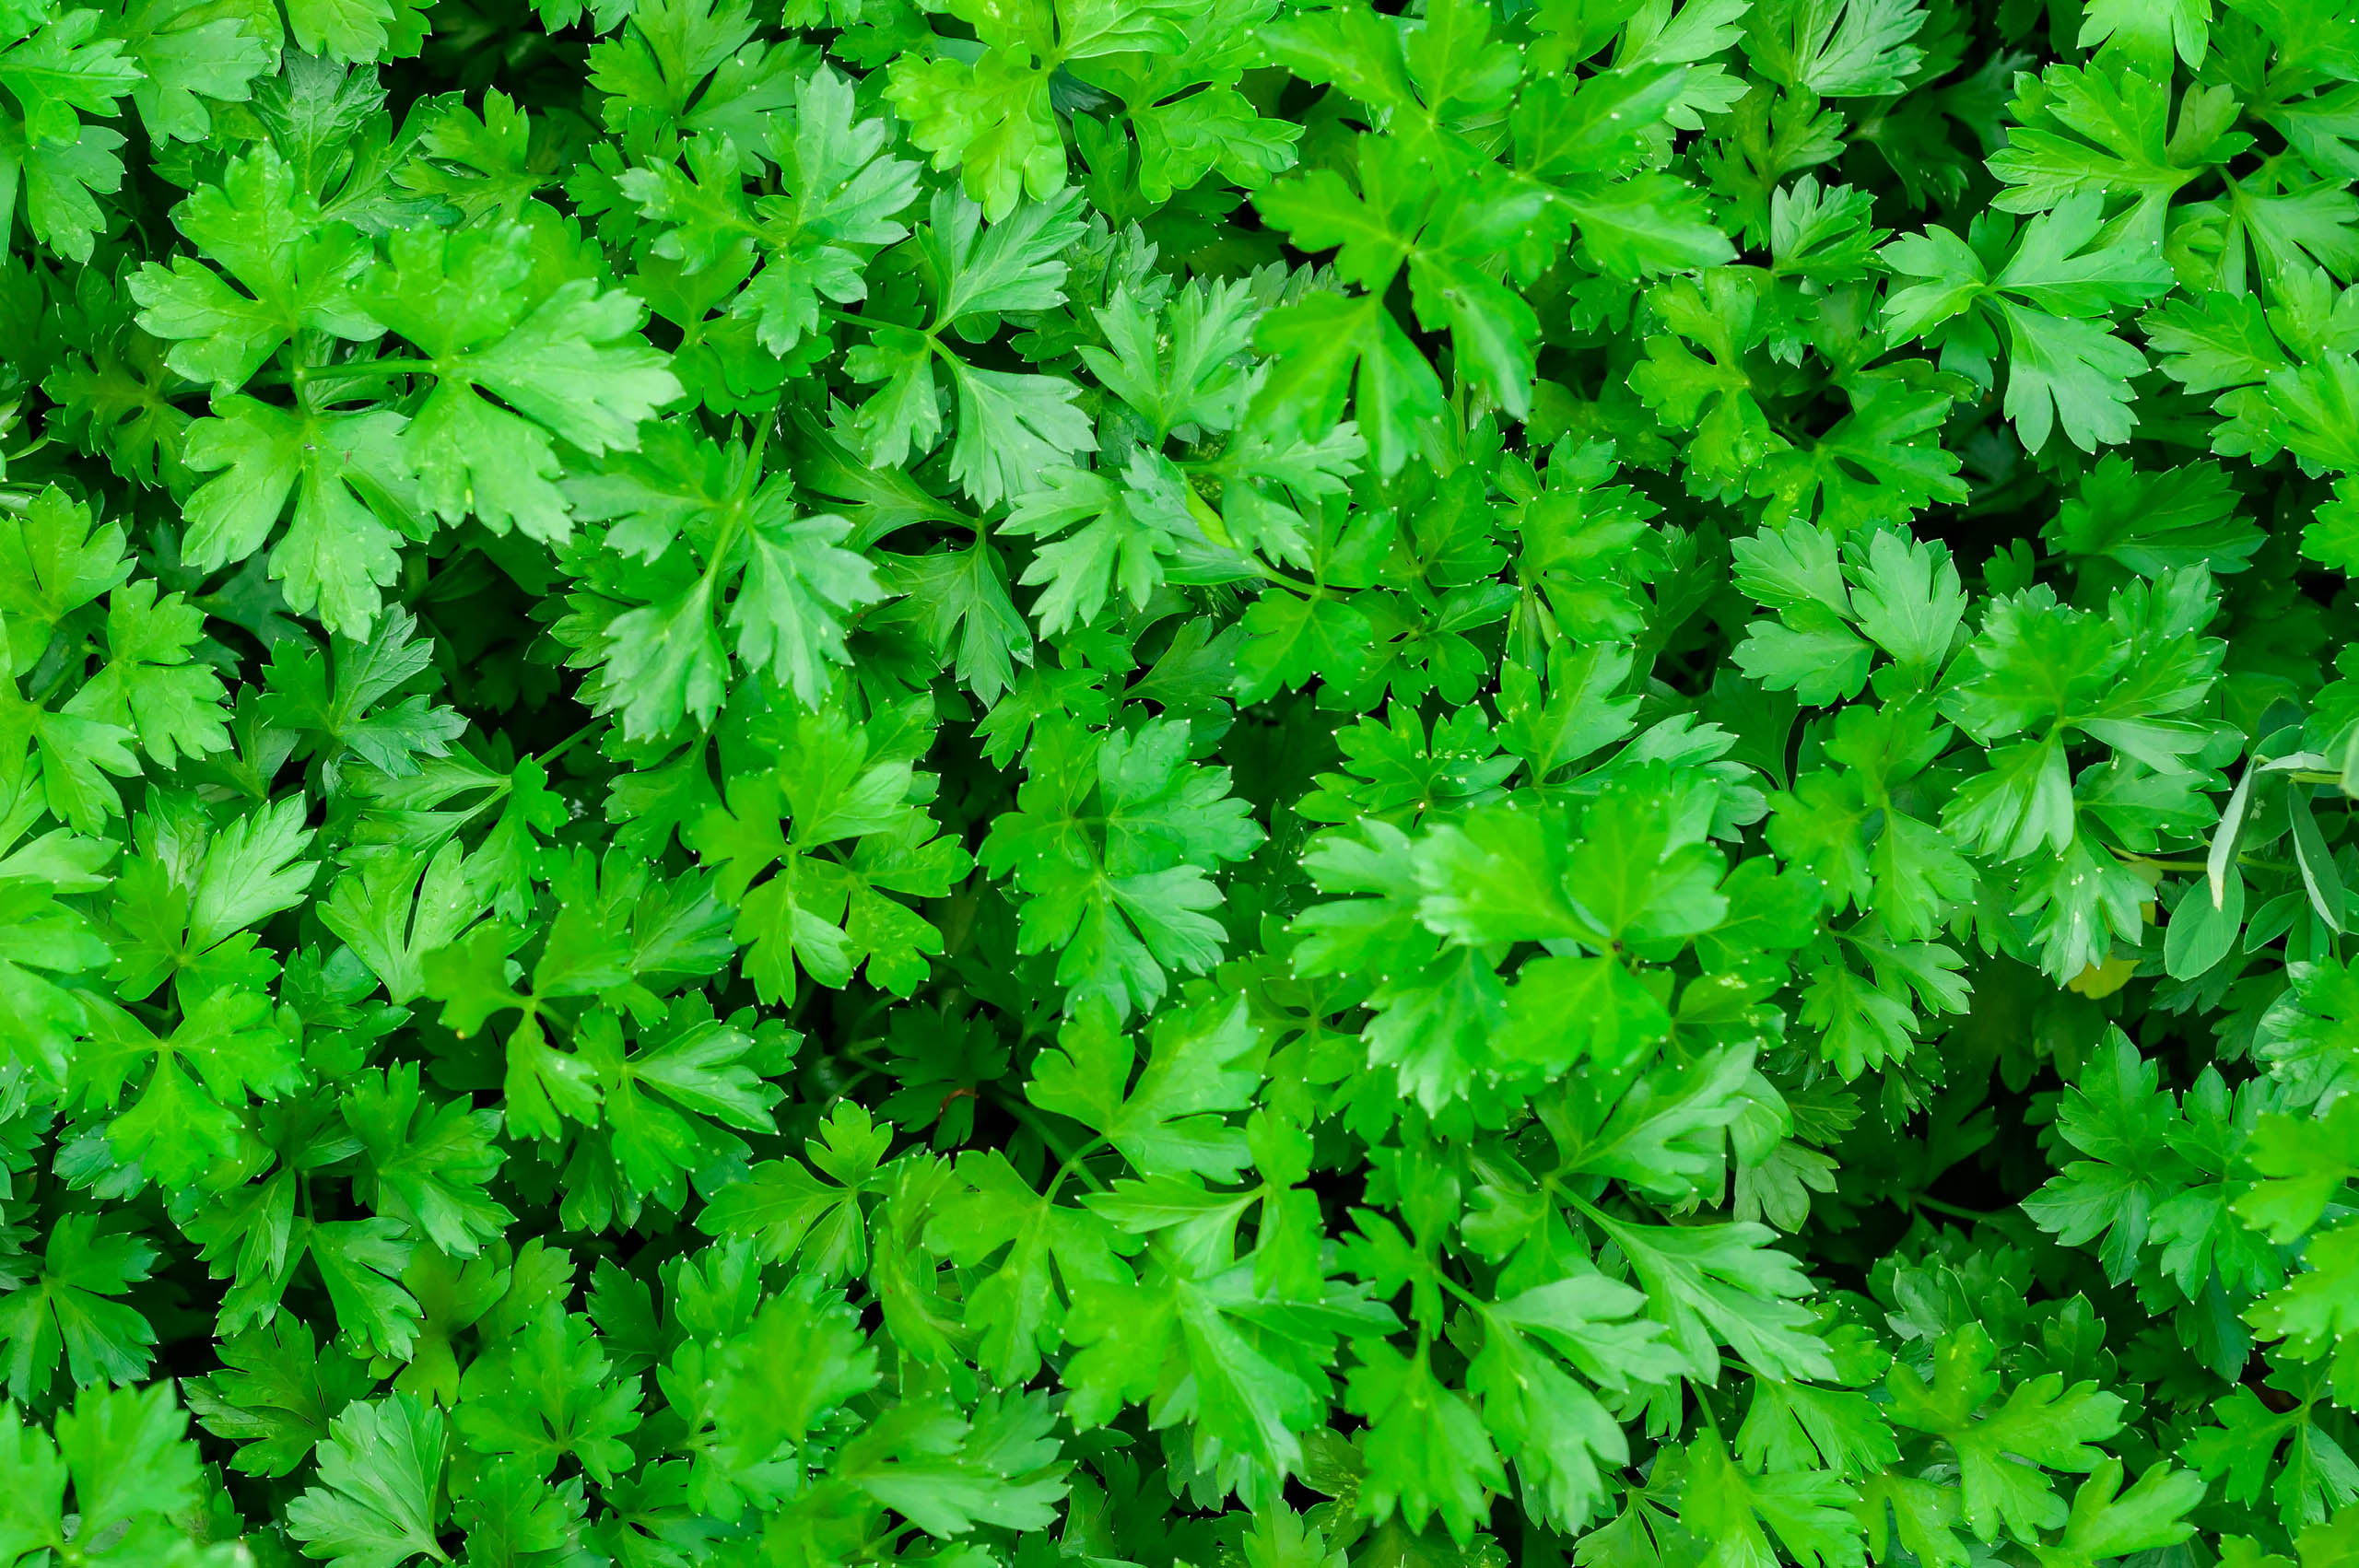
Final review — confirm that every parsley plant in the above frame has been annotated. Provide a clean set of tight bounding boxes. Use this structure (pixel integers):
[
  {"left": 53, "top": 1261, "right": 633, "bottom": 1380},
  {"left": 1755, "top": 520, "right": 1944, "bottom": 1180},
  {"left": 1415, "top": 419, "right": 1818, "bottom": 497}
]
[{"left": 2, "top": 0, "right": 2359, "bottom": 1565}]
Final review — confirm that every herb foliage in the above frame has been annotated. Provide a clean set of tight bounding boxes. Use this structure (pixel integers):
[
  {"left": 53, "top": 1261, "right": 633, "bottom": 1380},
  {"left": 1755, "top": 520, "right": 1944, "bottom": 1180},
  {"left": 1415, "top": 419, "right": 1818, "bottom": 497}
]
[{"left": 3, "top": 0, "right": 2359, "bottom": 1565}]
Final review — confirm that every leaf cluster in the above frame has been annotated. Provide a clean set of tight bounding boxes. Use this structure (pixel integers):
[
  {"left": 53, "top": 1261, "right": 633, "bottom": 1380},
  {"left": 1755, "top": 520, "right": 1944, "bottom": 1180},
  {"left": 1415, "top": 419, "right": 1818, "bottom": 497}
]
[{"left": 7, "top": 0, "right": 2359, "bottom": 1567}]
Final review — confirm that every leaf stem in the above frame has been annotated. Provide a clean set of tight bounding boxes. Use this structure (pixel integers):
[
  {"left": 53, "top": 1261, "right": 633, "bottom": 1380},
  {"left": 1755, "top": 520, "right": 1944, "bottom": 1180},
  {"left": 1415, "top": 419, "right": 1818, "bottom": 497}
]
[
  {"left": 2120, "top": 853, "right": 2294, "bottom": 874},
  {"left": 1040, "top": 1125, "right": 1111, "bottom": 1199},
  {"left": 538, "top": 720, "right": 606, "bottom": 768},
  {"left": 293, "top": 357, "right": 440, "bottom": 385},
  {"left": 1907, "top": 1194, "right": 1994, "bottom": 1223}
]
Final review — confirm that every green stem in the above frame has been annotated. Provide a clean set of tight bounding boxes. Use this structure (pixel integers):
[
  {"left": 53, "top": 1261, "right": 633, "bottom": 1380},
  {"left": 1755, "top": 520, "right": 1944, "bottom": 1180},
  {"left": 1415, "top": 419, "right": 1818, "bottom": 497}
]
[
  {"left": 1909, "top": 1194, "right": 1994, "bottom": 1223},
  {"left": 294, "top": 357, "right": 440, "bottom": 385},
  {"left": 1243, "top": 556, "right": 1329, "bottom": 599},
  {"left": 833, "top": 1043, "right": 894, "bottom": 1076},
  {"left": 1040, "top": 1127, "right": 1111, "bottom": 1199},
  {"left": 538, "top": 720, "right": 605, "bottom": 768},
  {"left": 2120, "top": 853, "right": 2294, "bottom": 874},
  {"left": 860, "top": 1522, "right": 924, "bottom": 1561}
]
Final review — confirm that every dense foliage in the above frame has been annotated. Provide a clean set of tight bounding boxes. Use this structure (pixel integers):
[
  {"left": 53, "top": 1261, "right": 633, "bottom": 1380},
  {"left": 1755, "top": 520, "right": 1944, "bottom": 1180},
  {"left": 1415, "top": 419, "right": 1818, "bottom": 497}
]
[{"left": 14, "top": 0, "right": 2359, "bottom": 1563}]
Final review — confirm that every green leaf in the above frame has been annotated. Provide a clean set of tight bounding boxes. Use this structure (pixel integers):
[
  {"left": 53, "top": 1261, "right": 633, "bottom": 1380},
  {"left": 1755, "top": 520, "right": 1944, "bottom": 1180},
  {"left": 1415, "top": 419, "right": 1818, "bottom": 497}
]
[
  {"left": 344, "top": 1060, "right": 514, "bottom": 1257},
  {"left": 2022, "top": 1031, "right": 2192, "bottom": 1282},
  {"left": 0, "top": 1214, "right": 158, "bottom": 1403},
  {"left": 0, "top": 1384, "right": 214, "bottom": 1568},
  {"left": 182, "top": 396, "right": 425, "bottom": 638},
  {"left": 2029, "top": 1459, "right": 2204, "bottom": 1568},
  {"left": 980, "top": 716, "right": 1264, "bottom": 1017},
  {"left": 1578, "top": 1207, "right": 1835, "bottom": 1384},
  {"left": 287, "top": 1394, "right": 450, "bottom": 1568},
  {"left": 186, "top": 1319, "right": 375, "bottom": 1478},
  {"left": 453, "top": 1301, "right": 641, "bottom": 1483},
  {"left": 1028, "top": 993, "right": 1261, "bottom": 1178},
  {"left": 1885, "top": 1324, "right": 2125, "bottom": 1540},
  {"left": 131, "top": 143, "right": 380, "bottom": 392},
  {"left": 363, "top": 222, "right": 681, "bottom": 541}
]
